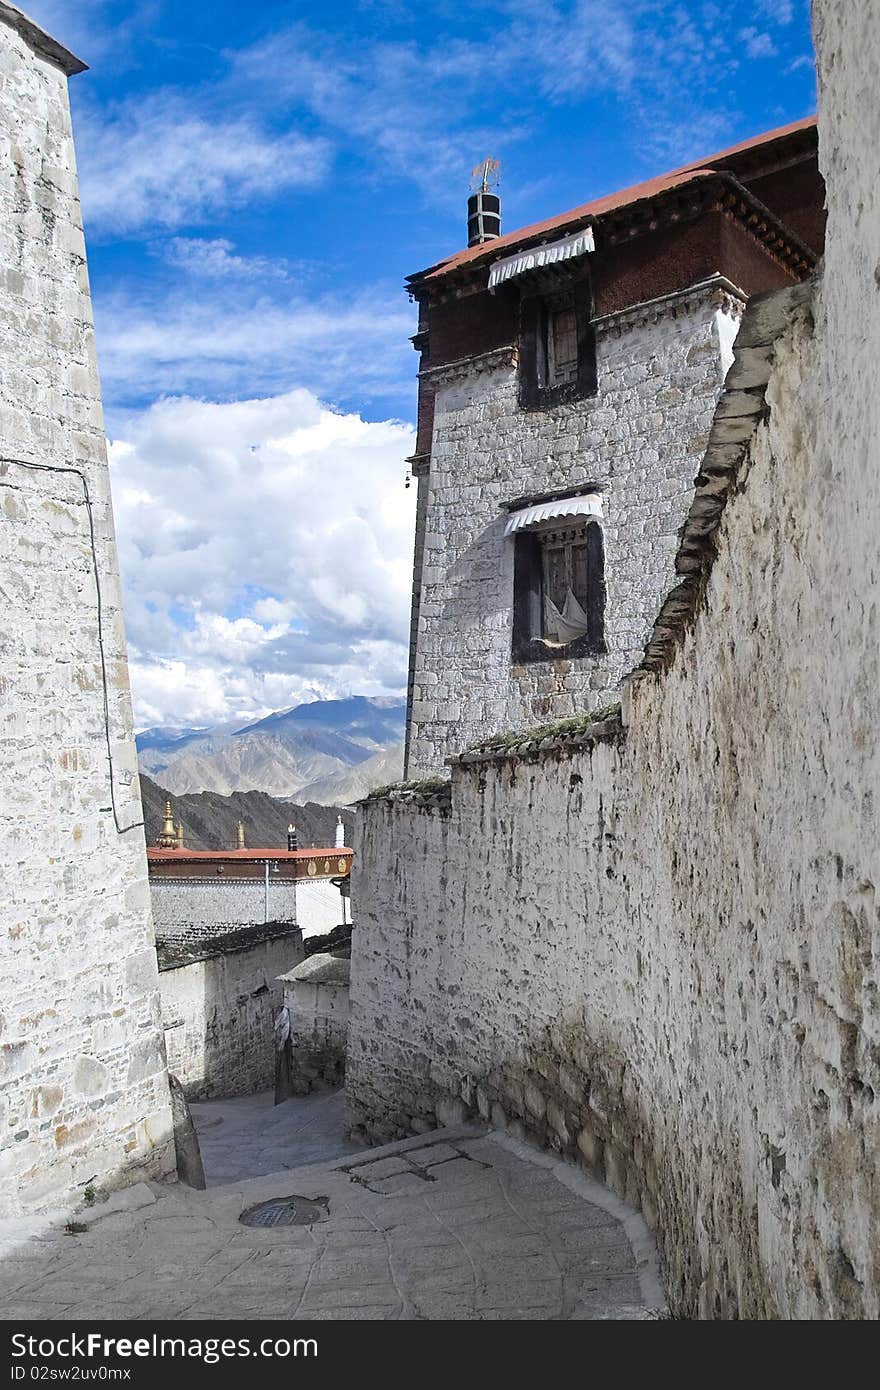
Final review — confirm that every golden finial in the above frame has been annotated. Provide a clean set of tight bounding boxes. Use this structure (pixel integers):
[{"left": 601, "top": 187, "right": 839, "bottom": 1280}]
[
  {"left": 157, "top": 799, "right": 177, "bottom": 848},
  {"left": 236, "top": 819, "right": 245, "bottom": 850},
  {"left": 176, "top": 820, "right": 184, "bottom": 850}
]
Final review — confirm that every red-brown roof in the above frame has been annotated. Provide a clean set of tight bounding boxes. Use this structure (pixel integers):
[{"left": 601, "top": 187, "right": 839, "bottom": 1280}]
[
  {"left": 147, "top": 847, "right": 352, "bottom": 861},
  {"left": 414, "top": 116, "right": 817, "bottom": 286},
  {"left": 673, "top": 114, "right": 817, "bottom": 175}
]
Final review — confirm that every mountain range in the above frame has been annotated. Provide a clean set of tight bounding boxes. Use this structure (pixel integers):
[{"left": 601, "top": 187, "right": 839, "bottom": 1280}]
[
  {"left": 139, "top": 773, "right": 355, "bottom": 852},
  {"left": 136, "top": 695, "right": 405, "bottom": 803}
]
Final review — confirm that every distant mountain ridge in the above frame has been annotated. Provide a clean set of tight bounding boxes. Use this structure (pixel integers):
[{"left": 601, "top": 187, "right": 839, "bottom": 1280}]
[
  {"left": 136, "top": 695, "right": 405, "bottom": 803},
  {"left": 139, "top": 774, "right": 355, "bottom": 851}
]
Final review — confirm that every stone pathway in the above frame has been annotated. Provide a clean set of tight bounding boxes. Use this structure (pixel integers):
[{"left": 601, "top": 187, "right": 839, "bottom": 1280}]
[
  {"left": 0, "top": 1125, "right": 664, "bottom": 1320},
  {"left": 191, "top": 1089, "right": 364, "bottom": 1183}
]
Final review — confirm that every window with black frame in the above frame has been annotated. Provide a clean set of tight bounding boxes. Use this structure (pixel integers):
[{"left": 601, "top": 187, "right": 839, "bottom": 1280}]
[
  {"left": 512, "top": 517, "right": 606, "bottom": 663},
  {"left": 518, "top": 273, "right": 597, "bottom": 410}
]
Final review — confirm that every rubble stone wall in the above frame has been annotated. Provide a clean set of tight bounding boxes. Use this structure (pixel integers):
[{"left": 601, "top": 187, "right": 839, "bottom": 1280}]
[
  {"left": 281, "top": 956, "right": 350, "bottom": 1094},
  {"left": 349, "top": 286, "right": 880, "bottom": 1318}
]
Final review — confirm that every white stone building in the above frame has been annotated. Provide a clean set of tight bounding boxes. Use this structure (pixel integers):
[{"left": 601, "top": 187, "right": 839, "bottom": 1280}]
[
  {"left": 147, "top": 815, "right": 352, "bottom": 945},
  {"left": 0, "top": 5, "right": 174, "bottom": 1213},
  {"left": 404, "top": 123, "right": 822, "bottom": 774}
]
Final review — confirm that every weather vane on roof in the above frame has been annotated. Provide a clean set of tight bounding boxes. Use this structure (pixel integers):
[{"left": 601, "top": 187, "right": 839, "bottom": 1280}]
[
  {"left": 470, "top": 157, "right": 501, "bottom": 194},
  {"left": 467, "top": 158, "right": 502, "bottom": 247}
]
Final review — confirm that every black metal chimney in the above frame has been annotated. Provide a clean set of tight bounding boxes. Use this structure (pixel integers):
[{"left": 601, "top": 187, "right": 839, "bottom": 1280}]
[{"left": 468, "top": 157, "right": 501, "bottom": 247}]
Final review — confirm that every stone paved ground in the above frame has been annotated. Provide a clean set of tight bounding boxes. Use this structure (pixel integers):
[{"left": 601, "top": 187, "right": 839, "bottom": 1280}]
[
  {"left": 191, "top": 1089, "right": 364, "bottom": 1183},
  {"left": 0, "top": 1126, "right": 664, "bottom": 1320}
]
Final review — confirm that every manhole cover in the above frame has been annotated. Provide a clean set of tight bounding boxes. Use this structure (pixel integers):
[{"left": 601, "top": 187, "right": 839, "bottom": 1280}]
[{"left": 239, "top": 1194, "right": 329, "bottom": 1228}]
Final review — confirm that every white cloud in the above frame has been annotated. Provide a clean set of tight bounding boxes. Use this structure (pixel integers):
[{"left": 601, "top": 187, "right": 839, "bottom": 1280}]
[
  {"left": 757, "top": 0, "right": 795, "bottom": 24},
  {"left": 159, "top": 238, "right": 290, "bottom": 281},
  {"left": 108, "top": 388, "right": 416, "bottom": 727},
  {"left": 229, "top": 3, "right": 639, "bottom": 209},
  {"left": 77, "top": 93, "right": 330, "bottom": 234},
  {"left": 93, "top": 278, "right": 414, "bottom": 412},
  {"left": 738, "top": 27, "right": 778, "bottom": 59},
  {"left": 226, "top": 1, "right": 753, "bottom": 216}
]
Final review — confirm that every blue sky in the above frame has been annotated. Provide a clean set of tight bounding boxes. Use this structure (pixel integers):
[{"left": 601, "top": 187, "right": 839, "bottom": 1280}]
[{"left": 27, "top": 0, "right": 816, "bottom": 728}]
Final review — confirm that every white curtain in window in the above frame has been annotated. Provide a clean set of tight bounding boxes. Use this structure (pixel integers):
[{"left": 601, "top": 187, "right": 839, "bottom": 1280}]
[{"left": 543, "top": 588, "right": 591, "bottom": 644}]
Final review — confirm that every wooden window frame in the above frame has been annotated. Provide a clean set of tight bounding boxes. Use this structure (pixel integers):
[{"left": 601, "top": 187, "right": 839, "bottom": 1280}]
[
  {"left": 518, "top": 273, "right": 597, "bottom": 411},
  {"left": 512, "top": 519, "right": 606, "bottom": 664}
]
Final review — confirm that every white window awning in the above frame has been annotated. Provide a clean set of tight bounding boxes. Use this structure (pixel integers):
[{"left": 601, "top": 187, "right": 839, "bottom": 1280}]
[
  {"left": 488, "top": 227, "right": 595, "bottom": 291},
  {"left": 504, "top": 493, "right": 603, "bottom": 537}
]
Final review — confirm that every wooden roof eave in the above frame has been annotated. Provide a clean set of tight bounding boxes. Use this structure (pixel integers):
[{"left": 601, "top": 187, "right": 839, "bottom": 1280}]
[{"left": 408, "top": 171, "right": 816, "bottom": 306}]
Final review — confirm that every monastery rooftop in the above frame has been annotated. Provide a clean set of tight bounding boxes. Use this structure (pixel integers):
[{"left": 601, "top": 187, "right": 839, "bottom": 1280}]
[{"left": 411, "top": 116, "right": 819, "bottom": 287}]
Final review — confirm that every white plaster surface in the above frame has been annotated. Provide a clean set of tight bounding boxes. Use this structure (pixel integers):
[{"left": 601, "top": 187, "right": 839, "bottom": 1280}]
[
  {"left": 295, "top": 878, "right": 346, "bottom": 938},
  {"left": 0, "top": 13, "right": 173, "bottom": 1213}
]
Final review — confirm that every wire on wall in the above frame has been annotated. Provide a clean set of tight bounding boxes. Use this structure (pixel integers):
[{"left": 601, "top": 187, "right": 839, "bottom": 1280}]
[{"left": 1, "top": 454, "right": 144, "bottom": 836}]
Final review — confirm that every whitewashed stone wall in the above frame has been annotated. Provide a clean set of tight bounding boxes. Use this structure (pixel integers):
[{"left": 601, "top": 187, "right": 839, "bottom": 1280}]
[
  {"left": 279, "top": 954, "right": 350, "bottom": 1093},
  {"left": 151, "top": 879, "right": 297, "bottom": 943},
  {"left": 349, "top": 0, "right": 880, "bottom": 1318},
  {"left": 351, "top": 301, "right": 880, "bottom": 1317},
  {"left": 0, "top": 11, "right": 174, "bottom": 1213},
  {"left": 407, "top": 287, "right": 742, "bottom": 774},
  {"left": 160, "top": 929, "right": 302, "bottom": 1099},
  {"left": 296, "top": 879, "right": 347, "bottom": 938}
]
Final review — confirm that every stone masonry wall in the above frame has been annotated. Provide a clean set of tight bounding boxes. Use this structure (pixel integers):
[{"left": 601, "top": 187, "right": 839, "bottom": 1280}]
[
  {"left": 160, "top": 929, "right": 302, "bottom": 1100},
  {"left": 150, "top": 878, "right": 297, "bottom": 944},
  {"left": 0, "top": 14, "right": 174, "bottom": 1213},
  {"left": 280, "top": 954, "right": 350, "bottom": 1094},
  {"left": 350, "top": 290, "right": 880, "bottom": 1317},
  {"left": 348, "top": 0, "right": 880, "bottom": 1311},
  {"left": 407, "top": 285, "right": 742, "bottom": 774}
]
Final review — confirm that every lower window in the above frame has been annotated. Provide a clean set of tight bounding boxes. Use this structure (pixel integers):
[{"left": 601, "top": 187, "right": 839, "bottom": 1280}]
[{"left": 512, "top": 521, "right": 606, "bottom": 662}]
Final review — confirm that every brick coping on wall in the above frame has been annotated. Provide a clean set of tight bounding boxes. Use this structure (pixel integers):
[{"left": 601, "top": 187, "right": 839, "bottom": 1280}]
[
  {"left": 371, "top": 275, "right": 814, "bottom": 796},
  {"left": 410, "top": 165, "right": 816, "bottom": 299}
]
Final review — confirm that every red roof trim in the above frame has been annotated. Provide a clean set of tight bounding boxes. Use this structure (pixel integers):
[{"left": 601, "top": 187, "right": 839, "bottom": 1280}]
[{"left": 413, "top": 117, "right": 817, "bottom": 286}]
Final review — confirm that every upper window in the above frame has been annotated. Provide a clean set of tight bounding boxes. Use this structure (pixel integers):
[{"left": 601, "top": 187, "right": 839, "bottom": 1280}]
[
  {"left": 512, "top": 518, "right": 605, "bottom": 663},
  {"left": 546, "top": 301, "right": 579, "bottom": 387},
  {"left": 518, "top": 276, "right": 597, "bottom": 410}
]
